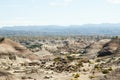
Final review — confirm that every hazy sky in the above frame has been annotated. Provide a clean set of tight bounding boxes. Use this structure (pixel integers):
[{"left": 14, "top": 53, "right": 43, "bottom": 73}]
[{"left": 0, "top": 0, "right": 120, "bottom": 26}]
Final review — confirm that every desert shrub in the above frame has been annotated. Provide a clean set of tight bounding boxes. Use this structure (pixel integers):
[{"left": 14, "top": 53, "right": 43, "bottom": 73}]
[
  {"left": 94, "top": 64, "right": 99, "bottom": 69},
  {"left": 108, "top": 67, "right": 113, "bottom": 71},
  {"left": 53, "top": 57, "right": 61, "bottom": 62},
  {"left": 102, "top": 67, "right": 112, "bottom": 74},
  {"left": 9, "top": 54, "right": 16, "bottom": 60},
  {"left": 89, "top": 75, "right": 96, "bottom": 79},
  {"left": 72, "top": 66, "right": 79, "bottom": 72},
  {"left": 83, "top": 69, "right": 87, "bottom": 72},
  {"left": 102, "top": 69, "right": 109, "bottom": 74},
  {"left": 66, "top": 56, "right": 75, "bottom": 61},
  {"left": 28, "top": 44, "right": 42, "bottom": 49},
  {"left": 94, "top": 64, "right": 102, "bottom": 71},
  {"left": 96, "top": 59, "right": 101, "bottom": 62},
  {"left": 74, "top": 73, "right": 80, "bottom": 78},
  {"left": 76, "top": 61, "right": 83, "bottom": 67},
  {"left": 94, "top": 64, "right": 103, "bottom": 72}
]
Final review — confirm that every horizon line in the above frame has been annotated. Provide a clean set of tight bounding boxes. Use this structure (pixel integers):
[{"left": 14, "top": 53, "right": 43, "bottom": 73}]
[{"left": 0, "top": 23, "right": 120, "bottom": 27}]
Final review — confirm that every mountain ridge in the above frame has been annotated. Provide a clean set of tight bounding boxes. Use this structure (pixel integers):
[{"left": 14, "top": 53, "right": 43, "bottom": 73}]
[{"left": 0, "top": 23, "right": 120, "bottom": 36}]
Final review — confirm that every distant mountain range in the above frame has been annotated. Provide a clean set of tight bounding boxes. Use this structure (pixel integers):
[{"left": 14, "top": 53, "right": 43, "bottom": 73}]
[{"left": 0, "top": 23, "right": 120, "bottom": 36}]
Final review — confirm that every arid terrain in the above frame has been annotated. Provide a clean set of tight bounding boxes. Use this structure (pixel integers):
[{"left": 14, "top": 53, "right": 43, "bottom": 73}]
[{"left": 0, "top": 36, "right": 120, "bottom": 80}]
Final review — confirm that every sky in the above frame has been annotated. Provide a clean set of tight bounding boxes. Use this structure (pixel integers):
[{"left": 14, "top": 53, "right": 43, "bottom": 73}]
[{"left": 0, "top": 0, "right": 120, "bottom": 26}]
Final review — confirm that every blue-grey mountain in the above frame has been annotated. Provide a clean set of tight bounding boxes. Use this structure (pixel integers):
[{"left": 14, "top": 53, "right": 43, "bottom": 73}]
[{"left": 0, "top": 24, "right": 120, "bottom": 36}]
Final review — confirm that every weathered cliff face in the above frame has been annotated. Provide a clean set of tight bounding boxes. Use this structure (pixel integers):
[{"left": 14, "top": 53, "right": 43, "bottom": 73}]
[
  {"left": 0, "top": 37, "right": 39, "bottom": 60},
  {"left": 83, "top": 39, "right": 111, "bottom": 58},
  {"left": 98, "top": 38, "right": 120, "bottom": 57},
  {"left": 0, "top": 37, "right": 24, "bottom": 54}
]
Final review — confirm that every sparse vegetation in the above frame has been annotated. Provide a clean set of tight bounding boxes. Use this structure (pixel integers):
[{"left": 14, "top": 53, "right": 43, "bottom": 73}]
[{"left": 0, "top": 36, "right": 119, "bottom": 80}]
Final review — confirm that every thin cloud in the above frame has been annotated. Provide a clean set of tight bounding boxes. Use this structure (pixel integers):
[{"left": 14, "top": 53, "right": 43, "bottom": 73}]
[
  {"left": 0, "top": 20, "right": 45, "bottom": 26},
  {"left": 106, "top": 0, "right": 120, "bottom": 4},
  {"left": 49, "top": 0, "right": 73, "bottom": 6},
  {"left": 0, "top": 17, "right": 41, "bottom": 26}
]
